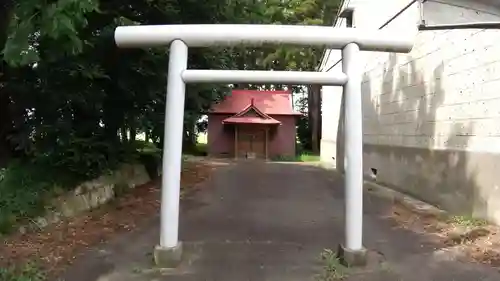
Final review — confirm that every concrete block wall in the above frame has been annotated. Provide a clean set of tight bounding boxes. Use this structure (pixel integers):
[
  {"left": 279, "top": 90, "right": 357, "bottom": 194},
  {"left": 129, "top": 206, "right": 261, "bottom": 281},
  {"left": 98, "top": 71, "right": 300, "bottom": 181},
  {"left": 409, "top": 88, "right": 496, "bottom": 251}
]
[
  {"left": 320, "top": 0, "right": 419, "bottom": 166},
  {"left": 363, "top": 28, "right": 500, "bottom": 152},
  {"left": 320, "top": 0, "right": 500, "bottom": 223}
]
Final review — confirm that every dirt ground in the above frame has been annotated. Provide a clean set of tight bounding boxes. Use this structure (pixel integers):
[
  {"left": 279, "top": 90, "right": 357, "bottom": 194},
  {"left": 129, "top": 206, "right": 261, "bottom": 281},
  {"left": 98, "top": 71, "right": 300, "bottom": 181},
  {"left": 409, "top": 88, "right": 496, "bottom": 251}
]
[
  {"left": 0, "top": 160, "right": 216, "bottom": 279},
  {"left": 390, "top": 200, "right": 500, "bottom": 267}
]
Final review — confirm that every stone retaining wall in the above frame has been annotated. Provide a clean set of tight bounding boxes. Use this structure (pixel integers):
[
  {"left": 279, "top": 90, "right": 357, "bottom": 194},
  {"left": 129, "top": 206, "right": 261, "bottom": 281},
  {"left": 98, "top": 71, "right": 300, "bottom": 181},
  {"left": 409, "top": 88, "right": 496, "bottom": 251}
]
[{"left": 18, "top": 163, "right": 150, "bottom": 233}]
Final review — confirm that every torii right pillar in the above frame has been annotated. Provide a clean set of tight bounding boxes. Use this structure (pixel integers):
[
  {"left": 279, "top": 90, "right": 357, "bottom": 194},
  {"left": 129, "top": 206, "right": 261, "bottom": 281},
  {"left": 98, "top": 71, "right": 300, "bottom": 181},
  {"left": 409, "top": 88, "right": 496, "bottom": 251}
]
[{"left": 337, "top": 42, "right": 366, "bottom": 266}]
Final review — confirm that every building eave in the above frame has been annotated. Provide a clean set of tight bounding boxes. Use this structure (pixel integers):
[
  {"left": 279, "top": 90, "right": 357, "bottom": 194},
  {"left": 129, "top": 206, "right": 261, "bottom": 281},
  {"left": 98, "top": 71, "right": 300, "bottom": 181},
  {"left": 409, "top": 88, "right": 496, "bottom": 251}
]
[
  {"left": 421, "top": 0, "right": 500, "bottom": 26},
  {"left": 425, "top": 0, "right": 500, "bottom": 12}
]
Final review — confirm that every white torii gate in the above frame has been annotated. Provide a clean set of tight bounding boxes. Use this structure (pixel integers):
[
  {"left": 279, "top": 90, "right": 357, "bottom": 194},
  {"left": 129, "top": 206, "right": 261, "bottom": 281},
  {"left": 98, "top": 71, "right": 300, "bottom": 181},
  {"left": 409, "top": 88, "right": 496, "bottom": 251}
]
[{"left": 114, "top": 24, "right": 415, "bottom": 267}]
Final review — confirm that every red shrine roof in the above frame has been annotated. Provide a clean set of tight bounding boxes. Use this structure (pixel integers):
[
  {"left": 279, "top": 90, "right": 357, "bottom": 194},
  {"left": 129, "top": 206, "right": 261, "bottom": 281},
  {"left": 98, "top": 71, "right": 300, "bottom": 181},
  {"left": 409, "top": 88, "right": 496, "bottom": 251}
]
[
  {"left": 222, "top": 117, "right": 281, "bottom": 124},
  {"left": 222, "top": 99, "right": 282, "bottom": 125},
  {"left": 210, "top": 89, "right": 302, "bottom": 116}
]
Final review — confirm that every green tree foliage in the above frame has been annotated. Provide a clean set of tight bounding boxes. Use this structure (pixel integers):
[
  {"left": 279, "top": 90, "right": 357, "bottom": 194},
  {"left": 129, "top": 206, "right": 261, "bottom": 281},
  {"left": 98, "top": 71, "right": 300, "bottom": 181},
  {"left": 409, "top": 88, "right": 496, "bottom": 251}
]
[
  {"left": 0, "top": 0, "right": 339, "bottom": 174},
  {"left": 0, "top": 0, "right": 341, "bottom": 236},
  {"left": 3, "top": 0, "right": 100, "bottom": 66}
]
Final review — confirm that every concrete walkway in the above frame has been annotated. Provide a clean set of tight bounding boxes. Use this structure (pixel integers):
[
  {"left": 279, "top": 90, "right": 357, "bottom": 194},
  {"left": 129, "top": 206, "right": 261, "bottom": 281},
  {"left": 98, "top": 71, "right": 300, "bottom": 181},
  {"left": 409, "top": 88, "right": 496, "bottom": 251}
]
[{"left": 60, "top": 161, "right": 500, "bottom": 281}]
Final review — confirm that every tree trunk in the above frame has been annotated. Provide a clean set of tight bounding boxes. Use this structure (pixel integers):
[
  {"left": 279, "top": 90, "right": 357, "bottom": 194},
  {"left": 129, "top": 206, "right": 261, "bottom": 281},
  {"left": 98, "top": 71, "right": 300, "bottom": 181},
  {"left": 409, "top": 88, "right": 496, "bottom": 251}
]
[
  {"left": 129, "top": 126, "right": 136, "bottom": 142},
  {"left": 308, "top": 84, "right": 321, "bottom": 154},
  {"left": 0, "top": 0, "right": 14, "bottom": 50},
  {"left": 182, "top": 118, "right": 197, "bottom": 152},
  {"left": 129, "top": 118, "right": 137, "bottom": 143},
  {"left": 287, "top": 84, "right": 294, "bottom": 110},
  {"left": 316, "top": 85, "right": 322, "bottom": 152},
  {"left": 307, "top": 85, "right": 313, "bottom": 152},
  {"left": 0, "top": 1, "right": 15, "bottom": 166},
  {"left": 120, "top": 127, "right": 128, "bottom": 142},
  {"left": 0, "top": 90, "right": 12, "bottom": 166}
]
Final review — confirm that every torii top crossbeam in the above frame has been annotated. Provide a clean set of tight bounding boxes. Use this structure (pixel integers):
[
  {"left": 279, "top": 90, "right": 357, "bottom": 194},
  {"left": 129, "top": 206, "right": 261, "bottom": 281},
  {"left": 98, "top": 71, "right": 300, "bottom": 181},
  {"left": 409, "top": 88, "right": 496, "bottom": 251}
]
[{"left": 114, "top": 24, "right": 415, "bottom": 52}]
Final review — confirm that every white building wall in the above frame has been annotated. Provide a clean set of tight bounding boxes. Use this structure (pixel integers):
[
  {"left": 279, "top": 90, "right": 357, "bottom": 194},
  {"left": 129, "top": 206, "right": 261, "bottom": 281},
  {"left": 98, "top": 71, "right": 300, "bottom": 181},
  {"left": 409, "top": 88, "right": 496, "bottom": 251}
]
[
  {"left": 320, "top": 0, "right": 500, "bottom": 223},
  {"left": 319, "top": 20, "right": 345, "bottom": 164},
  {"left": 320, "top": 0, "right": 419, "bottom": 165}
]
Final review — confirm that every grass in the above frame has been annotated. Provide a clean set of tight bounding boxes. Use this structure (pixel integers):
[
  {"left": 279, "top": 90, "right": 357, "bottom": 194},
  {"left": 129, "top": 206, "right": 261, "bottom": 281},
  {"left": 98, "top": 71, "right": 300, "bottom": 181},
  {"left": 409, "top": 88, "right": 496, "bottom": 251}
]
[
  {"left": 0, "top": 263, "right": 46, "bottom": 281},
  {"left": 271, "top": 152, "right": 320, "bottom": 162},
  {"left": 447, "top": 215, "right": 488, "bottom": 228},
  {"left": 316, "top": 249, "right": 348, "bottom": 281},
  {"left": 297, "top": 153, "right": 320, "bottom": 162}
]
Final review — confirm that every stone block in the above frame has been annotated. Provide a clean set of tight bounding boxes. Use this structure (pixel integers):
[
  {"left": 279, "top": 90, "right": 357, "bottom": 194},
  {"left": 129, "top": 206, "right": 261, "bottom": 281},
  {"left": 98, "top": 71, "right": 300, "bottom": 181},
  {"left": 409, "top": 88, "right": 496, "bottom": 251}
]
[
  {"left": 337, "top": 244, "right": 367, "bottom": 267},
  {"left": 153, "top": 243, "right": 183, "bottom": 268}
]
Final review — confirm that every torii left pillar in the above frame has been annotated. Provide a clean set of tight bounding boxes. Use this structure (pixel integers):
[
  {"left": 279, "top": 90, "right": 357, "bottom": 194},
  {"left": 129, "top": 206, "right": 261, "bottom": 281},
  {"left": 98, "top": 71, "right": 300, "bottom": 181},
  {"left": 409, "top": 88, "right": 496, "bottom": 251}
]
[{"left": 153, "top": 40, "right": 188, "bottom": 266}]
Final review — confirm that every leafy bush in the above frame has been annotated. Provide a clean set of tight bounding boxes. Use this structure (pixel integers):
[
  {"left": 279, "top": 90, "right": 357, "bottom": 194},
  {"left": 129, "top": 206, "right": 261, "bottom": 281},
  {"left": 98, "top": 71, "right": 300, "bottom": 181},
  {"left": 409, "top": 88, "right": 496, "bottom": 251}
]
[
  {"left": 35, "top": 135, "right": 138, "bottom": 180},
  {"left": 0, "top": 136, "right": 149, "bottom": 235},
  {"left": 271, "top": 155, "right": 297, "bottom": 162},
  {"left": 0, "top": 160, "right": 80, "bottom": 234},
  {"left": 183, "top": 142, "right": 208, "bottom": 157},
  {"left": 295, "top": 141, "right": 305, "bottom": 156},
  {"left": 296, "top": 115, "right": 312, "bottom": 152},
  {"left": 136, "top": 140, "right": 162, "bottom": 179},
  {"left": 136, "top": 140, "right": 162, "bottom": 158},
  {"left": 194, "top": 143, "right": 208, "bottom": 156}
]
